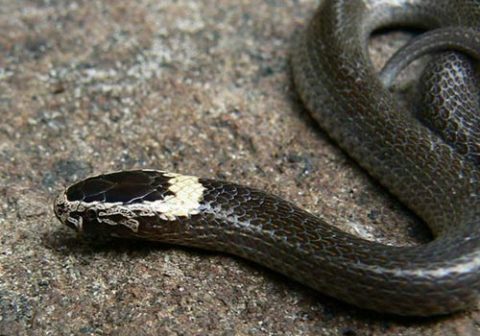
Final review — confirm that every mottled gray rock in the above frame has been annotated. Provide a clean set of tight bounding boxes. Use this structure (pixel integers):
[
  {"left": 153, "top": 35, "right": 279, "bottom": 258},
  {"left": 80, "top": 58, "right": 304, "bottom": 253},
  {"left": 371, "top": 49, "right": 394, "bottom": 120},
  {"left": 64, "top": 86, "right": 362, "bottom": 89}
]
[{"left": 0, "top": 1, "right": 478, "bottom": 335}]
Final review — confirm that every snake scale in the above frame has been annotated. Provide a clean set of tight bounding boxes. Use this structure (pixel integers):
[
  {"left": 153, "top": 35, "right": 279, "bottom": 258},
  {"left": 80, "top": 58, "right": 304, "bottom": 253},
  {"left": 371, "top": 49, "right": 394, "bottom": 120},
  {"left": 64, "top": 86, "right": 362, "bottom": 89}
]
[{"left": 54, "top": 0, "right": 480, "bottom": 316}]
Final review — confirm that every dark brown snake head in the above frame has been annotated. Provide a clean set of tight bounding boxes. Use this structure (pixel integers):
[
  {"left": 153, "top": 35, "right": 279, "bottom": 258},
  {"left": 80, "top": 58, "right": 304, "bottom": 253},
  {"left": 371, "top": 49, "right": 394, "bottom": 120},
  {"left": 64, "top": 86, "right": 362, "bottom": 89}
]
[{"left": 54, "top": 170, "right": 207, "bottom": 238}]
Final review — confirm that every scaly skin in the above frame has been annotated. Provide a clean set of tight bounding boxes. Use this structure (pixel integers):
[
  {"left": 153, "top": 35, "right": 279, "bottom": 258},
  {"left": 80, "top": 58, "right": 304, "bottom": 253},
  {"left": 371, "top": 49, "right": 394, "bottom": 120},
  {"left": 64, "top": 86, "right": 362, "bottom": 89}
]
[
  {"left": 291, "top": 0, "right": 480, "bottom": 315},
  {"left": 55, "top": 0, "right": 480, "bottom": 316}
]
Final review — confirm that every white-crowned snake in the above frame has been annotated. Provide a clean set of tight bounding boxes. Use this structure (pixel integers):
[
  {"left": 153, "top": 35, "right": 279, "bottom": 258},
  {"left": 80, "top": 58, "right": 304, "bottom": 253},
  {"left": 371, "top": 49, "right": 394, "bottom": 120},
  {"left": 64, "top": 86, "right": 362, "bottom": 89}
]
[{"left": 54, "top": 0, "right": 480, "bottom": 316}]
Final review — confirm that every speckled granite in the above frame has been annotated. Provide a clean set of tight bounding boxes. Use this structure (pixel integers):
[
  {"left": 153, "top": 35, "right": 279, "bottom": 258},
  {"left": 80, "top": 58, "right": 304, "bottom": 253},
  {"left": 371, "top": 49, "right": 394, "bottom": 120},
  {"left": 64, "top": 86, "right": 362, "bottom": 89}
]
[{"left": 0, "top": 1, "right": 478, "bottom": 335}]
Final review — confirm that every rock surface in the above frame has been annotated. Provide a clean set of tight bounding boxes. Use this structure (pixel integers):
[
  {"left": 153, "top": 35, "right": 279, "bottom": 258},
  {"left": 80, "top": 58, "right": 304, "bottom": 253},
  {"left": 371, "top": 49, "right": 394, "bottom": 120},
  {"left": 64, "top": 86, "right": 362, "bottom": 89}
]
[{"left": 0, "top": 0, "right": 478, "bottom": 335}]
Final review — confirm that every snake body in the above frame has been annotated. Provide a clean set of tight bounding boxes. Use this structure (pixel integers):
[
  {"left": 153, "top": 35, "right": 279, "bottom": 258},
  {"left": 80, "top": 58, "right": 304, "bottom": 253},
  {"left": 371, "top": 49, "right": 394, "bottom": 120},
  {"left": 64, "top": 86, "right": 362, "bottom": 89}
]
[{"left": 54, "top": 0, "right": 480, "bottom": 316}]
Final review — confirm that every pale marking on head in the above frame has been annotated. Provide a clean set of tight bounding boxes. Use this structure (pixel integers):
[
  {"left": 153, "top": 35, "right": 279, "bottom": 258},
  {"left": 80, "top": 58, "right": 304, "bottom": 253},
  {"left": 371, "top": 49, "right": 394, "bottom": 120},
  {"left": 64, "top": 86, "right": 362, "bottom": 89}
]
[
  {"left": 55, "top": 193, "right": 84, "bottom": 232},
  {"left": 56, "top": 171, "right": 206, "bottom": 233},
  {"left": 148, "top": 172, "right": 206, "bottom": 221},
  {"left": 67, "top": 215, "right": 83, "bottom": 232}
]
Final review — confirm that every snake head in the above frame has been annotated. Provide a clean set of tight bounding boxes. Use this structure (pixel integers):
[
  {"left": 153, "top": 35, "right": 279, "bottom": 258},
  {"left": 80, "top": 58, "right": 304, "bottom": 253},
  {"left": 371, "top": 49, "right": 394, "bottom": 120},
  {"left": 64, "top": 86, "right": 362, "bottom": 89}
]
[{"left": 53, "top": 169, "right": 207, "bottom": 239}]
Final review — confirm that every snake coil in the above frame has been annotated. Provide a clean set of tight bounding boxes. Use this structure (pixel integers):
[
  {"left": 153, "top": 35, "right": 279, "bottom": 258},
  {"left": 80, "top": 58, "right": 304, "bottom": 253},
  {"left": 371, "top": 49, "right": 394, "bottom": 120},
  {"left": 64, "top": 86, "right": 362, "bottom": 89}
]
[{"left": 54, "top": 0, "right": 480, "bottom": 316}]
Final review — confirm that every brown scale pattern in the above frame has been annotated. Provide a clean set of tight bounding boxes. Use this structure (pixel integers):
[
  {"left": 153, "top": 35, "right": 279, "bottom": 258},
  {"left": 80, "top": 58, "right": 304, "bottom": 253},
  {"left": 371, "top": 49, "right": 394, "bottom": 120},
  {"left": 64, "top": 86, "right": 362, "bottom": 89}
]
[
  {"left": 55, "top": 0, "right": 480, "bottom": 316},
  {"left": 290, "top": 0, "right": 480, "bottom": 315},
  {"left": 419, "top": 52, "right": 480, "bottom": 163}
]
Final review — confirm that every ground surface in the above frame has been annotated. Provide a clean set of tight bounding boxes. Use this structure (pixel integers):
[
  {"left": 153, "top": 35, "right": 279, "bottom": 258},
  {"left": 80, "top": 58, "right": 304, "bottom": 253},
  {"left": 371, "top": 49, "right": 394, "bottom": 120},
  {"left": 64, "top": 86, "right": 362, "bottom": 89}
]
[{"left": 1, "top": 0, "right": 479, "bottom": 335}]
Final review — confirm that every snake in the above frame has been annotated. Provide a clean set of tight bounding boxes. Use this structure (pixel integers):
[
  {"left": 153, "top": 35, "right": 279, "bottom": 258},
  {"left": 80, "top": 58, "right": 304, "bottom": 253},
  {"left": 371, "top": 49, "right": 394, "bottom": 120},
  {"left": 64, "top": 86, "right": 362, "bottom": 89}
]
[{"left": 53, "top": 0, "right": 480, "bottom": 316}]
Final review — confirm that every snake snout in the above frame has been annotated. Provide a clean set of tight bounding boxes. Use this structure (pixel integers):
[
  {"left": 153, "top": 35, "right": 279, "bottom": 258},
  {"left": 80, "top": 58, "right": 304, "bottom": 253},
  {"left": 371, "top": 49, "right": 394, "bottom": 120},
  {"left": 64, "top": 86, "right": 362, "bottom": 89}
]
[
  {"left": 53, "top": 193, "right": 67, "bottom": 223},
  {"left": 53, "top": 192, "right": 81, "bottom": 232}
]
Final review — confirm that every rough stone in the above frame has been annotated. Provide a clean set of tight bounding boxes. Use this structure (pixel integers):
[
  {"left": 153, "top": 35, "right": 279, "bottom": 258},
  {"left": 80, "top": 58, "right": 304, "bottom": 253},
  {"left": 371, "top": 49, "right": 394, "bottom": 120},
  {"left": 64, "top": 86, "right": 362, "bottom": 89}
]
[{"left": 0, "top": 1, "right": 478, "bottom": 335}]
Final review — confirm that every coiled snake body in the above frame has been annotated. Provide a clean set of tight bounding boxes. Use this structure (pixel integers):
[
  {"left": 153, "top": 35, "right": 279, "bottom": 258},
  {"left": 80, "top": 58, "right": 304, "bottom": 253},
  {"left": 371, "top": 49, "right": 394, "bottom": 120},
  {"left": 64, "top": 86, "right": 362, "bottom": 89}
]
[{"left": 54, "top": 0, "right": 480, "bottom": 316}]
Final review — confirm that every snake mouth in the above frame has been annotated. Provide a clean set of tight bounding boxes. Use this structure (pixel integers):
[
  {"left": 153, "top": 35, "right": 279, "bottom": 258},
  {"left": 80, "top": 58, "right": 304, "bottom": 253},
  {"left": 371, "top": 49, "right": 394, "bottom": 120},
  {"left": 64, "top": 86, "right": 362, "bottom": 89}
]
[
  {"left": 53, "top": 192, "right": 83, "bottom": 232},
  {"left": 53, "top": 193, "right": 67, "bottom": 222}
]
